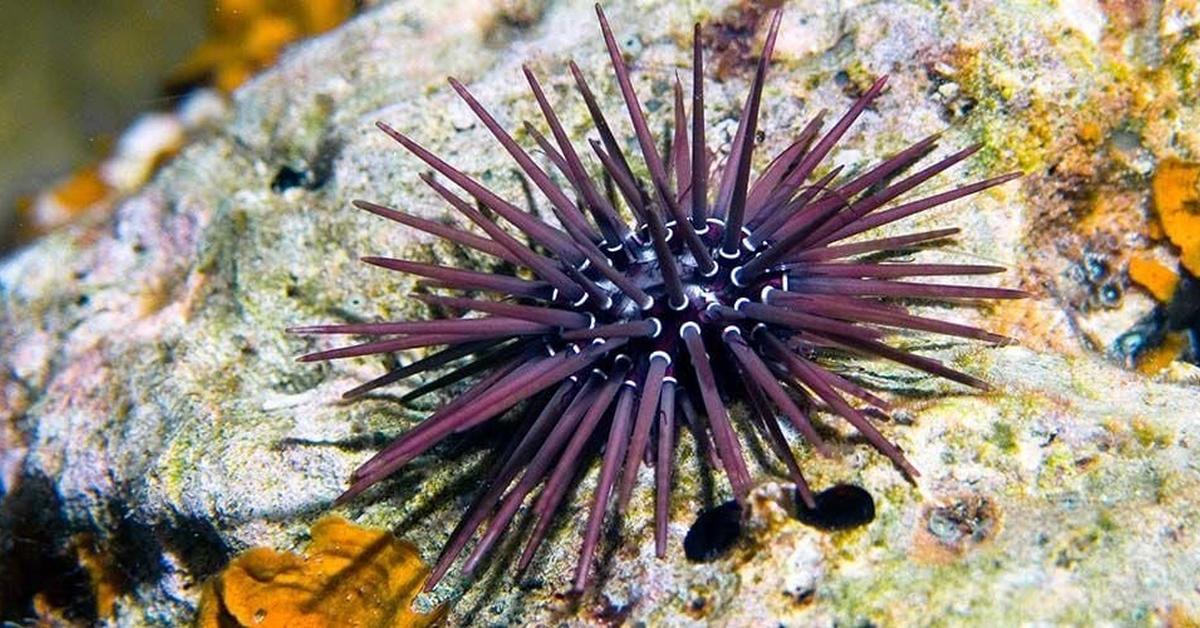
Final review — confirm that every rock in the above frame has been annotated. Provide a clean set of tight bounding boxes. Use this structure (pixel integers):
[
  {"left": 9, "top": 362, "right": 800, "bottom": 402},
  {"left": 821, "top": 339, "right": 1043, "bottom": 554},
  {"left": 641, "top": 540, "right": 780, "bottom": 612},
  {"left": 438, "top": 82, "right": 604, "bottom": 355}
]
[{"left": 2, "top": 0, "right": 1200, "bottom": 625}]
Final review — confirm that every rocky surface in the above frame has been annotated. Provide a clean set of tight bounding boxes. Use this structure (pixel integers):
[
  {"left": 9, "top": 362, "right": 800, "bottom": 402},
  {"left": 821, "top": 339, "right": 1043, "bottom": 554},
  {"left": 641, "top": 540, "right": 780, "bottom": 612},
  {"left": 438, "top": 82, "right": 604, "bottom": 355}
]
[{"left": 2, "top": 0, "right": 1200, "bottom": 625}]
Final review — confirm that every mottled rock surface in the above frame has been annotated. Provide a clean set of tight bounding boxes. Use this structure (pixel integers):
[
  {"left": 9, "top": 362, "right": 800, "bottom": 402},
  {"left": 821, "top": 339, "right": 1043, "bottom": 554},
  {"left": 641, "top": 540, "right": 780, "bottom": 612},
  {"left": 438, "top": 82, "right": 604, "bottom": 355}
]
[{"left": 2, "top": 0, "right": 1200, "bottom": 625}]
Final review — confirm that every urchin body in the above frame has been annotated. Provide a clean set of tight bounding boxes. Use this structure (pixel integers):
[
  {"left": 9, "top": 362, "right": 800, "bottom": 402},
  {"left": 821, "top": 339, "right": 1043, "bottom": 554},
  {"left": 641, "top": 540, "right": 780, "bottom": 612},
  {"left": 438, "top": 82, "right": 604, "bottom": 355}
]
[{"left": 292, "top": 5, "right": 1023, "bottom": 592}]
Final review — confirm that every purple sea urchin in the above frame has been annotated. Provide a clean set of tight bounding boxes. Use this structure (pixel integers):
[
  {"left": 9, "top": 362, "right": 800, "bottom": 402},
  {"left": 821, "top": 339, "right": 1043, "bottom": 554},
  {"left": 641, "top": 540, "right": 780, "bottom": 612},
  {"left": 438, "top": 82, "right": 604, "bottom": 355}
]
[{"left": 292, "top": 5, "right": 1023, "bottom": 591}]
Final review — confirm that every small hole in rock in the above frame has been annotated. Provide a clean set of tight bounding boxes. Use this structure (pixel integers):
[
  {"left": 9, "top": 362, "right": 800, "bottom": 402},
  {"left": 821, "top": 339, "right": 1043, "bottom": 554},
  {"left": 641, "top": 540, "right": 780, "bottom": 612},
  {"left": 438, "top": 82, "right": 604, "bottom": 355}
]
[
  {"left": 684, "top": 500, "right": 742, "bottom": 562},
  {"left": 925, "top": 494, "right": 996, "bottom": 549},
  {"left": 795, "top": 484, "right": 875, "bottom": 531},
  {"left": 1100, "top": 283, "right": 1120, "bottom": 306},
  {"left": 271, "top": 166, "right": 310, "bottom": 193},
  {"left": 1084, "top": 254, "right": 1108, "bottom": 282}
]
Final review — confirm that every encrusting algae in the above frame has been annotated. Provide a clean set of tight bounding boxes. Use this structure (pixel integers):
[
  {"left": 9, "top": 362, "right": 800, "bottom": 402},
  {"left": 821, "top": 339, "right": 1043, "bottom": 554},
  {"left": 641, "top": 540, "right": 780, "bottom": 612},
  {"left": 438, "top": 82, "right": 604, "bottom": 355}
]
[
  {"left": 197, "top": 517, "right": 444, "bottom": 628},
  {"left": 1119, "top": 158, "right": 1200, "bottom": 373},
  {"left": 1128, "top": 255, "right": 1179, "bottom": 304},
  {"left": 169, "top": 0, "right": 355, "bottom": 93},
  {"left": 1150, "top": 159, "right": 1200, "bottom": 278}
]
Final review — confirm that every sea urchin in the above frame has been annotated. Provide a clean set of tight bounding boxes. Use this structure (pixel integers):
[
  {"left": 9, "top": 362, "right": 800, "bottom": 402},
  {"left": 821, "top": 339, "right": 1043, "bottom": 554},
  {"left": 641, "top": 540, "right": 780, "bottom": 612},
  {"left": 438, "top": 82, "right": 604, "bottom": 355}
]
[{"left": 291, "top": 5, "right": 1023, "bottom": 592}]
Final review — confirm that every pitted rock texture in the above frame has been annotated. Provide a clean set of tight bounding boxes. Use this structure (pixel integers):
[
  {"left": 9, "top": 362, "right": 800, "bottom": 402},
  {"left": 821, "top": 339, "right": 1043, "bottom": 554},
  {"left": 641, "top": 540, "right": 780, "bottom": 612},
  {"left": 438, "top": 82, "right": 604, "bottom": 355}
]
[{"left": 2, "top": 0, "right": 1199, "bottom": 625}]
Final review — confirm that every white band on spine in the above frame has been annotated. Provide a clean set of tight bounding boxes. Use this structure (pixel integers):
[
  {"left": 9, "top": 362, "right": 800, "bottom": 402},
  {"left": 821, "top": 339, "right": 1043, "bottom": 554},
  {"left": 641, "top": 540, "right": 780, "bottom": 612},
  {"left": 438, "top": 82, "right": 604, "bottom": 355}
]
[
  {"left": 730, "top": 266, "right": 747, "bottom": 287},
  {"left": 760, "top": 285, "right": 776, "bottom": 303}
]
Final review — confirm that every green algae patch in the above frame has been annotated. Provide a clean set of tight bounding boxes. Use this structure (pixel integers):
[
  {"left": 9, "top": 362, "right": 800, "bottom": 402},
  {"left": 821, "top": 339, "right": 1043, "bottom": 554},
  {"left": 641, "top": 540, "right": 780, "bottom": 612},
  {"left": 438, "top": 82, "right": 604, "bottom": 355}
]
[{"left": 987, "top": 421, "right": 1018, "bottom": 454}]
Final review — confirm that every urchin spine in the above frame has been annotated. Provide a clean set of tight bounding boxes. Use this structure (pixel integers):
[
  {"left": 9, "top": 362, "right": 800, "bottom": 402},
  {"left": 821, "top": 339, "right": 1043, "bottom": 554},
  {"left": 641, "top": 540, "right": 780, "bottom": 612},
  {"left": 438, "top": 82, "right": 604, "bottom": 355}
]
[{"left": 292, "top": 3, "right": 1024, "bottom": 591}]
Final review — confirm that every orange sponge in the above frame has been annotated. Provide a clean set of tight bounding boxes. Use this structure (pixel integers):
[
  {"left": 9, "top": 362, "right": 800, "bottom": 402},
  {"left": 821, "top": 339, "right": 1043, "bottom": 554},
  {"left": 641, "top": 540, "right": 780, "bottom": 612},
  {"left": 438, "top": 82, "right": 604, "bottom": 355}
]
[{"left": 198, "top": 516, "right": 445, "bottom": 627}]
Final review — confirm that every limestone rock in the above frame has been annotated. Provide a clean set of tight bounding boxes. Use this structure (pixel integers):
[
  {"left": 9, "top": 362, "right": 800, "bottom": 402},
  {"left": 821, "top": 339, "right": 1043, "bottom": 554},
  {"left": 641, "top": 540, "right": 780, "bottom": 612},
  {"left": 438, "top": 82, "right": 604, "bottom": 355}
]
[{"left": 2, "top": 0, "right": 1199, "bottom": 625}]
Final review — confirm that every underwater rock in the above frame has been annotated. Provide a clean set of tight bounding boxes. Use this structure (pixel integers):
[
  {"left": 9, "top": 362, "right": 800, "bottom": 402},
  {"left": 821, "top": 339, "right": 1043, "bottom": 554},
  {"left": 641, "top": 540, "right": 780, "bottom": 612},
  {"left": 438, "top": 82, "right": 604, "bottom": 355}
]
[{"left": 2, "top": 0, "right": 1200, "bottom": 625}]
